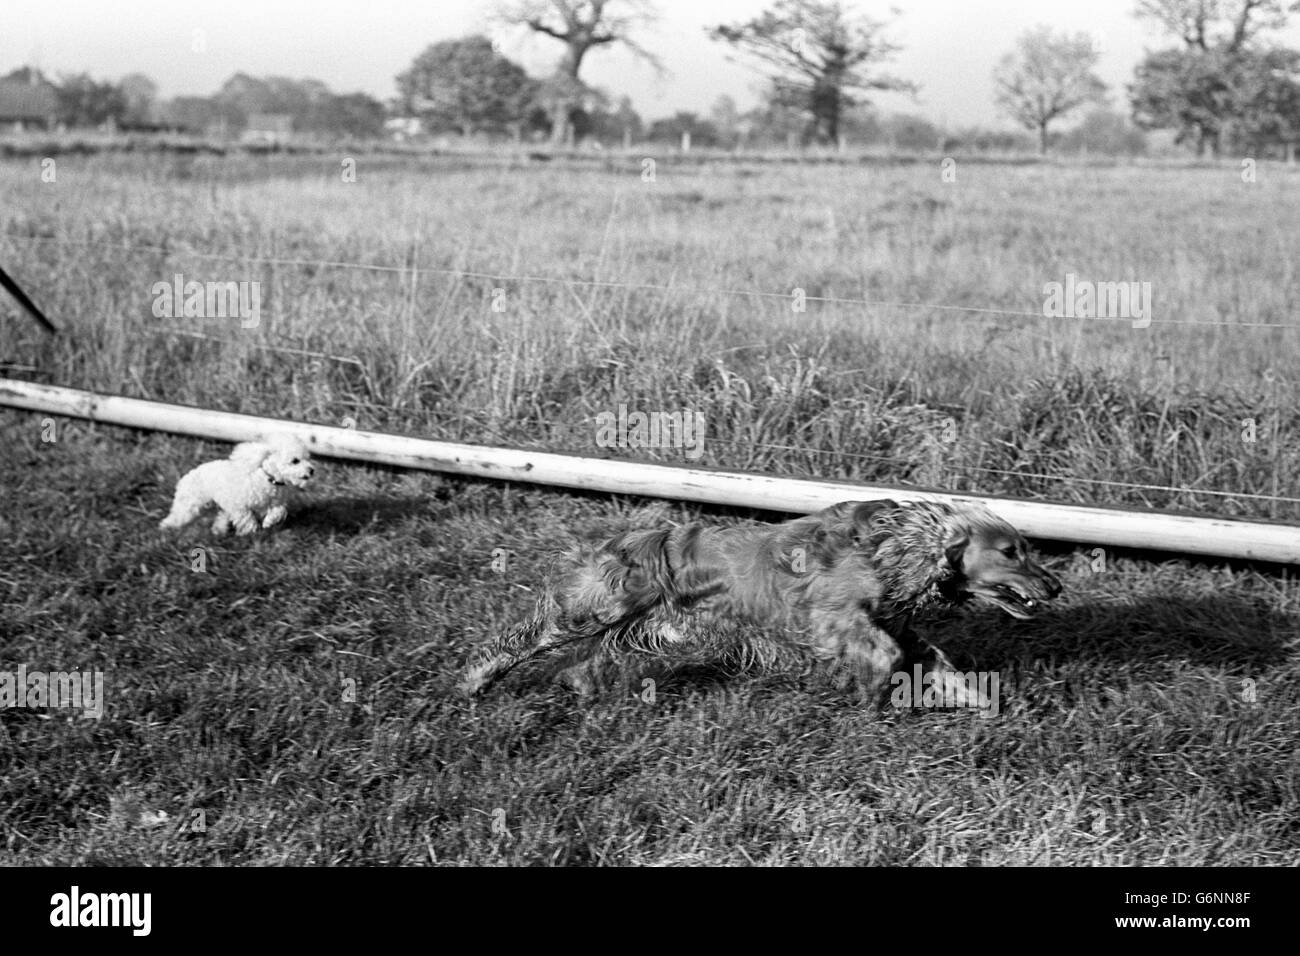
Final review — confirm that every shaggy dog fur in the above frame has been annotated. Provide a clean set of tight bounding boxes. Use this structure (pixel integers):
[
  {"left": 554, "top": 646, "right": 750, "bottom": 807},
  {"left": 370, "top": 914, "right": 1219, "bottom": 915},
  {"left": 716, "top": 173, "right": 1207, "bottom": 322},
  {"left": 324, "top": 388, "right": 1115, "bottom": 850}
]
[
  {"left": 160, "top": 435, "right": 316, "bottom": 535},
  {"left": 460, "top": 499, "right": 1062, "bottom": 704}
]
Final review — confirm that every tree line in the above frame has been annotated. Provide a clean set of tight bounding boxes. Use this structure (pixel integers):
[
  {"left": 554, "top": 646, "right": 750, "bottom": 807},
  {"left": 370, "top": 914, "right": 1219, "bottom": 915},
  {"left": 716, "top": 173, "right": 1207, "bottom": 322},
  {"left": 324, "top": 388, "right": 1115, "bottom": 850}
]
[{"left": 6, "top": 0, "right": 1300, "bottom": 157}]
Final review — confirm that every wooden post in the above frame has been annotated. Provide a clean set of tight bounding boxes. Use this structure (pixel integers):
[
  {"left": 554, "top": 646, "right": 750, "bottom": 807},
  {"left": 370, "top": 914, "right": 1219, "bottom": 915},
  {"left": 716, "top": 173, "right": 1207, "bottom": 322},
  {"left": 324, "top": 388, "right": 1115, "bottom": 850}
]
[
  {"left": 0, "top": 265, "right": 59, "bottom": 335},
  {"left": 2, "top": 380, "right": 1297, "bottom": 564}
]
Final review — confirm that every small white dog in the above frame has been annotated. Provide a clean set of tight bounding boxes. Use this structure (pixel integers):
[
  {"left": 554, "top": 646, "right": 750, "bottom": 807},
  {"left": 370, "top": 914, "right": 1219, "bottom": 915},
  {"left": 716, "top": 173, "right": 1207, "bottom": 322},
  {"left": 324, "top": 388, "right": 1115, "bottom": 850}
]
[{"left": 160, "top": 435, "right": 316, "bottom": 535}]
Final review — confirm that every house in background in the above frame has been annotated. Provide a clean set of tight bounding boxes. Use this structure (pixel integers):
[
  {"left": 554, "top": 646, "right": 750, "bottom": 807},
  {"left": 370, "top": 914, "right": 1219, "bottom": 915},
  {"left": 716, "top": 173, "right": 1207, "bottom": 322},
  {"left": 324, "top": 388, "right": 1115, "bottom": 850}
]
[
  {"left": 0, "top": 78, "right": 59, "bottom": 132},
  {"left": 384, "top": 115, "right": 423, "bottom": 141},
  {"left": 240, "top": 113, "right": 293, "bottom": 146}
]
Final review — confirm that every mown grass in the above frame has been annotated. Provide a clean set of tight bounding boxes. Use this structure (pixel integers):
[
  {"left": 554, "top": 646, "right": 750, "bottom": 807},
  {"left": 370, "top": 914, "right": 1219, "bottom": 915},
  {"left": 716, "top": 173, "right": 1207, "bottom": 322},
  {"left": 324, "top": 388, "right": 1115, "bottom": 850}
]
[{"left": 1, "top": 152, "right": 1298, "bottom": 864}]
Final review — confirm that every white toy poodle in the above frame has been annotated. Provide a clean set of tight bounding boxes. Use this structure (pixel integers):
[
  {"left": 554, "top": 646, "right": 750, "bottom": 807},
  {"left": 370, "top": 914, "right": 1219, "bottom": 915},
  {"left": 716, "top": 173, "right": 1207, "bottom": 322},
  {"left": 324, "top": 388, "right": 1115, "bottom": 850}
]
[{"left": 160, "top": 434, "right": 316, "bottom": 535}]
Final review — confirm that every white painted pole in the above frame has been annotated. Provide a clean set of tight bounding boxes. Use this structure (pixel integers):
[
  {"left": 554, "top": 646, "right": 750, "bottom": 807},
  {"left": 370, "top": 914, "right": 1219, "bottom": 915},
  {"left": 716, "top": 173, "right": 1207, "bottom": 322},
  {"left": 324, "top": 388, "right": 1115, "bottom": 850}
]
[{"left": 3, "top": 379, "right": 1298, "bottom": 563}]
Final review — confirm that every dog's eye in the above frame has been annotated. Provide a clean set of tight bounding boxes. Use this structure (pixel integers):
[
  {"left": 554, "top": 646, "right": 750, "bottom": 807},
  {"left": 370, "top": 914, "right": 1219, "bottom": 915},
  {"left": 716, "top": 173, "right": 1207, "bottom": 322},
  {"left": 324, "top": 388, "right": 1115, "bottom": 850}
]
[
  {"left": 1001, "top": 546, "right": 1018, "bottom": 558},
  {"left": 290, "top": 458, "right": 299, "bottom": 464}
]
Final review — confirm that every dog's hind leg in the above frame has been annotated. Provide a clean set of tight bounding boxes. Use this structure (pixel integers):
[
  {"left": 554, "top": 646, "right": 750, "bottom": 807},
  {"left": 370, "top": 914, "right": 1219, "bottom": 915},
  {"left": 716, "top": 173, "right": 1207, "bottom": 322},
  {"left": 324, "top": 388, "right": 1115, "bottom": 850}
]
[
  {"left": 459, "top": 592, "right": 582, "bottom": 696},
  {"left": 229, "top": 510, "right": 260, "bottom": 536},
  {"left": 160, "top": 497, "right": 204, "bottom": 530}
]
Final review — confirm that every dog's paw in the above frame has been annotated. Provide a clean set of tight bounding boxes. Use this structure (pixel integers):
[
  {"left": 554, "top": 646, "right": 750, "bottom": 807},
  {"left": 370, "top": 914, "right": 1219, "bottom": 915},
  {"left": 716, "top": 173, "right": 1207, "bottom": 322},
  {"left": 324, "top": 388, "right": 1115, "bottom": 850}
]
[{"left": 457, "top": 671, "right": 488, "bottom": 698}]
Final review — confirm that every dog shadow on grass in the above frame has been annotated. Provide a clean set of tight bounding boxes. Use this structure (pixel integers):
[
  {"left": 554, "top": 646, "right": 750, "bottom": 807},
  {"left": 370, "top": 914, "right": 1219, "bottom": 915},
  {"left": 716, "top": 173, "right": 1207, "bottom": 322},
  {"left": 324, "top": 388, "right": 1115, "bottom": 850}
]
[
  {"left": 929, "top": 592, "right": 1295, "bottom": 672},
  {"left": 291, "top": 496, "right": 434, "bottom": 535}
]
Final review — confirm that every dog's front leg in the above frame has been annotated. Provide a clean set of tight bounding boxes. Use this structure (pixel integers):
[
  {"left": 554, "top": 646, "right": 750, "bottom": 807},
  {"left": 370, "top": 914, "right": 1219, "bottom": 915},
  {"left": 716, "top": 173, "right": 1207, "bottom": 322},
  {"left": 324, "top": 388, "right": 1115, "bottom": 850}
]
[
  {"left": 812, "top": 608, "right": 904, "bottom": 705},
  {"left": 898, "top": 627, "right": 957, "bottom": 672},
  {"left": 262, "top": 505, "right": 288, "bottom": 529}
]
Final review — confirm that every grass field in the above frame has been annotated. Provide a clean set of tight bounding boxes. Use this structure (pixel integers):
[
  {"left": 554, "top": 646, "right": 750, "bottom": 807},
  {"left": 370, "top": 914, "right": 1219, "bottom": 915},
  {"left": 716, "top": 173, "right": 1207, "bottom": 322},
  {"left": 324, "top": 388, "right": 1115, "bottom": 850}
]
[{"left": 1, "top": 150, "right": 1298, "bottom": 864}]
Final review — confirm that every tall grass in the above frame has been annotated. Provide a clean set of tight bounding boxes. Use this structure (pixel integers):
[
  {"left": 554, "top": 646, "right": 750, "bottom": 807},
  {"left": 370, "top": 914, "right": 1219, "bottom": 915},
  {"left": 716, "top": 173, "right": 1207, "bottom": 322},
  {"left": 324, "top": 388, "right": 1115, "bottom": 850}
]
[{"left": 2, "top": 153, "right": 1297, "bottom": 519}]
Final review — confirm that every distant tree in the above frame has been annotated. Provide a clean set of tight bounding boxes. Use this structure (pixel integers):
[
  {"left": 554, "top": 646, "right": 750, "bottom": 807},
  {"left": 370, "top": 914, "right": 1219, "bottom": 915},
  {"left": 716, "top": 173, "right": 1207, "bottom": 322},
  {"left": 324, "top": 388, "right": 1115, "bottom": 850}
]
[
  {"left": 708, "top": 94, "right": 742, "bottom": 148},
  {"left": 158, "top": 95, "right": 221, "bottom": 133},
  {"left": 1134, "top": 0, "right": 1291, "bottom": 53},
  {"left": 710, "top": 0, "right": 912, "bottom": 145},
  {"left": 499, "top": 1, "right": 660, "bottom": 144},
  {"left": 745, "top": 95, "right": 808, "bottom": 147},
  {"left": 585, "top": 94, "right": 644, "bottom": 145},
  {"left": 3, "top": 66, "right": 55, "bottom": 86},
  {"left": 1227, "top": 47, "right": 1300, "bottom": 156},
  {"left": 993, "top": 26, "right": 1108, "bottom": 154},
  {"left": 1058, "top": 108, "right": 1149, "bottom": 155},
  {"left": 880, "top": 112, "right": 941, "bottom": 151},
  {"left": 119, "top": 73, "right": 158, "bottom": 125},
  {"left": 838, "top": 104, "right": 884, "bottom": 144},
  {"left": 55, "top": 74, "right": 128, "bottom": 127},
  {"left": 646, "top": 111, "right": 720, "bottom": 147},
  {"left": 1129, "top": 0, "right": 1300, "bottom": 156},
  {"left": 1130, "top": 47, "right": 1237, "bottom": 153},
  {"left": 396, "top": 36, "right": 535, "bottom": 136},
  {"left": 324, "top": 92, "right": 387, "bottom": 139}
]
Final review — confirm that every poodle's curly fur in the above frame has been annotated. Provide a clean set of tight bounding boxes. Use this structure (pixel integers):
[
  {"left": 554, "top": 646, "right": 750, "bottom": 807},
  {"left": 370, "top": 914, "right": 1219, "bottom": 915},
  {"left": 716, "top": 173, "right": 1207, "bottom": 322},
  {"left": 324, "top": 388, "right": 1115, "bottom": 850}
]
[
  {"left": 460, "top": 499, "right": 1062, "bottom": 703},
  {"left": 160, "top": 435, "right": 316, "bottom": 535}
]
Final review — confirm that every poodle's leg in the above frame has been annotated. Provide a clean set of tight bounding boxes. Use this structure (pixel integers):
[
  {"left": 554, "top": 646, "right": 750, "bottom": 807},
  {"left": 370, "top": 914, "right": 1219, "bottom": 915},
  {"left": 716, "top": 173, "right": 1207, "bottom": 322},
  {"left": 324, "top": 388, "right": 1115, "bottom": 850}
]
[
  {"left": 228, "top": 510, "right": 259, "bottom": 536},
  {"left": 160, "top": 493, "right": 205, "bottom": 530},
  {"left": 262, "top": 504, "right": 288, "bottom": 529},
  {"left": 210, "top": 511, "right": 233, "bottom": 535}
]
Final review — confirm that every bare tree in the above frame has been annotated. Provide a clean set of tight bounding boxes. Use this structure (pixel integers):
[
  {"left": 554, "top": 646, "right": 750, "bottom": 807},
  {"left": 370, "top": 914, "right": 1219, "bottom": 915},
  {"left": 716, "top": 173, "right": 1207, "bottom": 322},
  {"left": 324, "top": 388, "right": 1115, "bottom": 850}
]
[
  {"left": 499, "top": 1, "right": 659, "bottom": 145},
  {"left": 1134, "top": 0, "right": 1293, "bottom": 52},
  {"left": 709, "top": 0, "right": 912, "bottom": 146},
  {"left": 994, "top": 26, "right": 1108, "bottom": 155}
]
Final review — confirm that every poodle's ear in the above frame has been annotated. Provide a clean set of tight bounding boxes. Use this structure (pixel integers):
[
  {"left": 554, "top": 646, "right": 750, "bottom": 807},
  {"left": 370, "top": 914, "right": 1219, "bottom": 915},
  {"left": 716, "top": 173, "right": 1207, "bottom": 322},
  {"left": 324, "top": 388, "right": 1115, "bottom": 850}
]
[{"left": 228, "top": 440, "right": 272, "bottom": 466}]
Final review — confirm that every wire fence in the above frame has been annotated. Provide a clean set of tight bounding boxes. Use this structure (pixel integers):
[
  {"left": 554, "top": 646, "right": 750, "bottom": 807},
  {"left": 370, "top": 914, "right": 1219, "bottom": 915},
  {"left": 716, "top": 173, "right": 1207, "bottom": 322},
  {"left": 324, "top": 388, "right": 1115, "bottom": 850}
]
[
  {"left": 3, "top": 230, "right": 1297, "bottom": 512},
  {"left": 7, "top": 232, "right": 1300, "bottom": 329}
]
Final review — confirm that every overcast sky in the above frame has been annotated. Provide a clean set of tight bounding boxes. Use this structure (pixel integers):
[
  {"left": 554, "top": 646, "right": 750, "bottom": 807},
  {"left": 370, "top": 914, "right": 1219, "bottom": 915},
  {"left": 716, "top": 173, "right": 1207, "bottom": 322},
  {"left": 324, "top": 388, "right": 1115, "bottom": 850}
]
[{"left": 6, "top": 1, "right": 1300, "bottom": 129}]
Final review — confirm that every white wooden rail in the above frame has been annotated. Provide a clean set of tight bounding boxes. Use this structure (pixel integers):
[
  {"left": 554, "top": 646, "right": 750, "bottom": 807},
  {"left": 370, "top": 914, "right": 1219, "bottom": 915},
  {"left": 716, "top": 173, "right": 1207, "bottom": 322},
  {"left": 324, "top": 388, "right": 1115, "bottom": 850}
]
[{"left": 2, "top": 379, "right": 1297, "bottom": 564}]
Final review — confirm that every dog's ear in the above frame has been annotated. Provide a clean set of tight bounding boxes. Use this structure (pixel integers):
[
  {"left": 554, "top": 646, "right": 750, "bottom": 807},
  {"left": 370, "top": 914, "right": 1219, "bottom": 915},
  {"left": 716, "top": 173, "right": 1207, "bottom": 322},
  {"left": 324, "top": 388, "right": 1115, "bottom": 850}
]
[
  {"left": 942, "top": 531, "right": 969, "bottom": 574},
  {"left": 819, "top": 499, "right": 898, "bottom": 546},
  {"left": 229, "top": 441, "right": 272, "bottom": 467}
]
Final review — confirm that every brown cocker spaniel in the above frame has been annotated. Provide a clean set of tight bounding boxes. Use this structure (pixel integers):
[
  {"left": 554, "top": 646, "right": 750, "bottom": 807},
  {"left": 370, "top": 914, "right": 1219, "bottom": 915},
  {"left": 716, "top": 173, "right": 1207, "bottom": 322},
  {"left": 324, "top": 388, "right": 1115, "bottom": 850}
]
[{"left": 461, "top": 499, "right": 1062, "bottom": 704}]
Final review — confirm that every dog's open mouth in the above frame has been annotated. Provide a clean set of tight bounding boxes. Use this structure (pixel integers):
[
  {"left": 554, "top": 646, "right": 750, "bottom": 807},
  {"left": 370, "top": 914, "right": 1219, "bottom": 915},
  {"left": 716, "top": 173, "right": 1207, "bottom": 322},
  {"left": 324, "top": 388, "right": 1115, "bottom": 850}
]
[{"left": 973, "top": 583, "right": 1044, "bottom": 620}]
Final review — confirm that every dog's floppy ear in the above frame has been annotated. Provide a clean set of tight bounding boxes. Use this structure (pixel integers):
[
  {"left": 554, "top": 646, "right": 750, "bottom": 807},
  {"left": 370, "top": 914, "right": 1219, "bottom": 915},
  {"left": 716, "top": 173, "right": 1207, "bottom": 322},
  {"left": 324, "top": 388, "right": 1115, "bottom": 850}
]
[
  {"left": 805, "top": 499, "right": 899, "bottom": 564},
  {"left": 848, "top": 499, "right": 897, "bottom": 538},
  {"left": 819, "top": 499, "right": 898, "bottom": 543},
  {"left": 942, "top": 530, "right": 969, "bottom": 574}
]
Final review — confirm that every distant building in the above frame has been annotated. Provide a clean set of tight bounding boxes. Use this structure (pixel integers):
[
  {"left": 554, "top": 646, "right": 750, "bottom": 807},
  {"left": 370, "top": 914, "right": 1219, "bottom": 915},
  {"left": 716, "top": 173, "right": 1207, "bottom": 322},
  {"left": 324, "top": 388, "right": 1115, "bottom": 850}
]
[
  {"left": 384, "top": 116, "right": 423, "bottom": 140},
  {"left": 240, "top": 113, "right": 293, "bottom": 146},
  {"left": 0, "top": 79, "right": 59, "bottom": 132}
]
